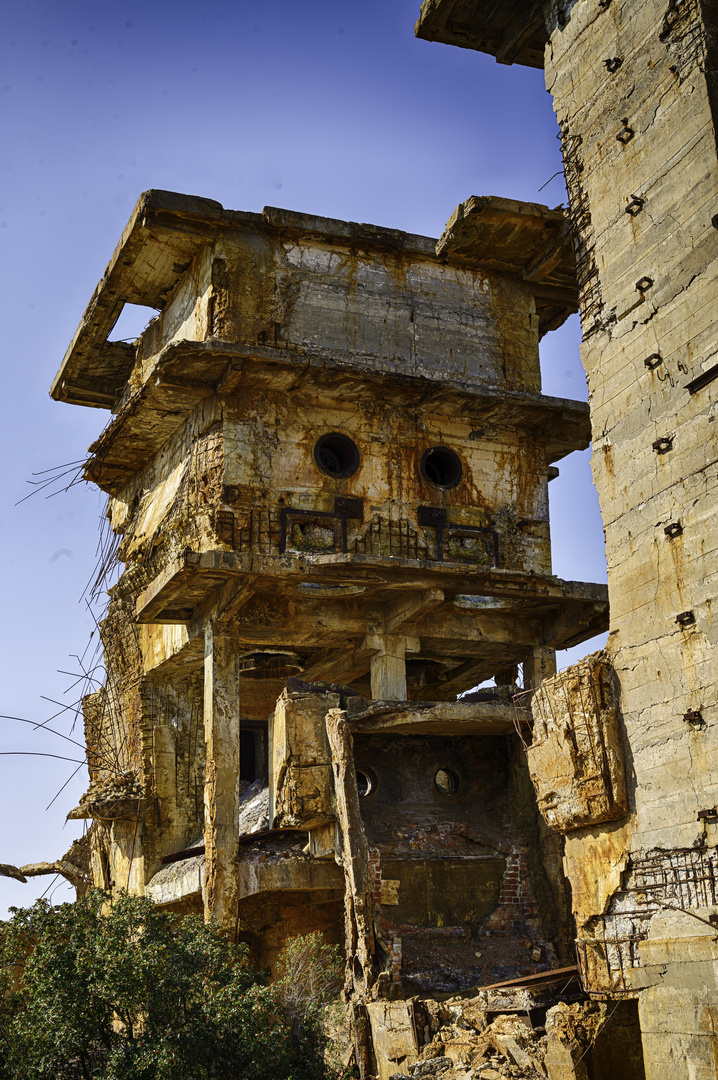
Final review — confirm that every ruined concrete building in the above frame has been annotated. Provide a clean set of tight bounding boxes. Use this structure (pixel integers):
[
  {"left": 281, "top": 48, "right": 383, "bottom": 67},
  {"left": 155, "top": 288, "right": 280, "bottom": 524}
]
[
  {"left": 35, "top": 187, "right": 616, "bottom": 1075},
  {"left": 10, "top": 0, "right": 716, "bottom": 1075},
  {"left": 415, "top": 0, "right": 718, "bottom": 1077}
]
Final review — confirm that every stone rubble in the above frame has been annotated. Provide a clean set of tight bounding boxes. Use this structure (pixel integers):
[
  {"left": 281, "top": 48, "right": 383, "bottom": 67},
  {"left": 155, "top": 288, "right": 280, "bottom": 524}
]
[{"left": 388, "top": 1000, "right": 609, "bottom": 1080}]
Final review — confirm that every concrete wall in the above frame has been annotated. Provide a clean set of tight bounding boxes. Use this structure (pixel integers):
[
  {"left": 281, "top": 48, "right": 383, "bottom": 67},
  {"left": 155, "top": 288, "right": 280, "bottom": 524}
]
[
  {"left": 542, "top": 0, "right": 718, "bottom": 1073},
  {"left": 140, "top": 222, "right": 542, "bottom": 395}
]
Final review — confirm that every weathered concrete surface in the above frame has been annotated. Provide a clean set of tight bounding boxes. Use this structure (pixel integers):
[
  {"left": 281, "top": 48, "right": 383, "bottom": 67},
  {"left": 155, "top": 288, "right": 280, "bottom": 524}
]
[
  {"left": 544, "top": 2, "right": 718, "bottom": 1072},
  {"left": 366, "top": 1000, "right": 418, "bottom": 1080},
  {"left": 272, "top": 688, "right": 338, "bottom": 829},
  {"left": 237, "top": 856, "right": 342, "bottom": 896},
  {"left": 326, "top": 708, "right": 376, "bottom": 999},
  {"left": 526, "top": 651, "right": 628, "bottom": 832},
  {"left": 203, "top": 627, "right": 240, "bottom": 930},
  {"left": 349, "top": 698, "right": 518, "bottom": 735},
  {"left": 415, "top": 0, "right": 548, "bottom": 68},
  {"left": 146, "top": 852, "right": 204, "bottom": 907},
  {"left": 52, "top": 193, "right": 577, "bottom": 411}
]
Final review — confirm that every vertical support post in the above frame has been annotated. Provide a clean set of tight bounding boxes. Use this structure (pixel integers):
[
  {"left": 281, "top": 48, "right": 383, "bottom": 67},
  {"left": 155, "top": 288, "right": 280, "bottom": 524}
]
[
  {"left": 366, "top": 633, "right": 419, "bottom": 701},
  {"left": 370, "top": 647, "right": 407, "bottom": 700},
  {"left": 203, "top": 622, "right": 240, "bottom": 933},
  {"left": 524, "top": 646, "right": 557, "bottom": 690},
  {"left": 325, "top": 708, "right": 375, "bottom": 999}
]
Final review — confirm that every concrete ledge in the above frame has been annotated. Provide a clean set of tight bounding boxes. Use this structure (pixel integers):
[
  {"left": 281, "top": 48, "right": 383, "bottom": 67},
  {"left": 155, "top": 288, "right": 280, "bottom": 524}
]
[
  {"left": 238, "top": 857, "right": 343, "bottom": 897},
  {"left": 146, "top": 854, "right": 204, "bottom": 905}
]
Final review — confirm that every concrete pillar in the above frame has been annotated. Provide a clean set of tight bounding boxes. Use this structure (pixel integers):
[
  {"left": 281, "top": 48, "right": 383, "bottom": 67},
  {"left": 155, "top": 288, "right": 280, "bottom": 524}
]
[
  {"left": 370, "top": 649, "right": 406, "bottom": 701},
  {"left": 524, "top": 646, "right": 556, "bottom": 690},
  {"left": 203, "top": 623, "right": 240, "bottom": 933},
  {"left": 366, "top": 633, "right": 419, "bottom": 700}
]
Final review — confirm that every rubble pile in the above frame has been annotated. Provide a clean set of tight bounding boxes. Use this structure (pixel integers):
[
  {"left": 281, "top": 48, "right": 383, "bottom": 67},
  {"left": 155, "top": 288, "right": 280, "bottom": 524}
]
[
  {"left": 388, "top": 999, "right": 608, "bottom": 1080},
  {"left": 237, "top": 781, "right": 269, "bottom": 835}
]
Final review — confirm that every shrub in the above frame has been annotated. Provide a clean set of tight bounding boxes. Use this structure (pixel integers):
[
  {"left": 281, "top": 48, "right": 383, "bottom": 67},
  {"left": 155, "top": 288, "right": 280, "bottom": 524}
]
[{"left": 0, "top": 891, "right": 350, "bottom": 1080}]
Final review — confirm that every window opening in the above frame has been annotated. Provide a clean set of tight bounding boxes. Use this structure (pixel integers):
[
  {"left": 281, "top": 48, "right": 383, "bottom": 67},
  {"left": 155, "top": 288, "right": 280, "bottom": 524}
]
[
  {"left": 356, "top": 767, "right": 377, "bottom": 797},
  {"left": 421, "top": 447, "right": 462, "bottom": 489},
  {"left": 434, "top": 767, "right": 460, "bottom": 795},
  {"left": 314, "top": 433, "right": 360, "bottom": 479}
]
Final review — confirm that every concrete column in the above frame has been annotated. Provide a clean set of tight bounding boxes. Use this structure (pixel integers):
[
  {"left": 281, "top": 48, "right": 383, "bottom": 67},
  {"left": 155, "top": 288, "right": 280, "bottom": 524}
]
[
  {"left": 366, "top": 633, "right": 419, "bottom": 700},
  {"left": 203, "top": 623, "right": 240, "bottom": 933},
  {"left": 524, "top": 646, "right": 556, "bottom": 690}
]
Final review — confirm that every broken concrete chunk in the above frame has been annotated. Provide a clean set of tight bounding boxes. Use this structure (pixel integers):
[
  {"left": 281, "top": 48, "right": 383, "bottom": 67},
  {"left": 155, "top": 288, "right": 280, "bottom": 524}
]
[
  {"left": 409, "top": 1059, "right": 453, "bottom": 1075},
  {"left": 526, "top": 652, "right": 627, "bottom": 832}
]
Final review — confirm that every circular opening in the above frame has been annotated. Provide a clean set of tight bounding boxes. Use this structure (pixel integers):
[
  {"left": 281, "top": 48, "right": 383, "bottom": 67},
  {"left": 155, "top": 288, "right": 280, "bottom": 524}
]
[
  {"left": 355, "top": 767, "right": 377, "bottom": 797},
  {"left": 421, "top": 447, "right": 462, "bottom": 489},
  {"left": 314, "top": 433, "right": 360, "bottom": 479},
  {"left": 434, "top": 767, "right": 460, "bottom": 795}
]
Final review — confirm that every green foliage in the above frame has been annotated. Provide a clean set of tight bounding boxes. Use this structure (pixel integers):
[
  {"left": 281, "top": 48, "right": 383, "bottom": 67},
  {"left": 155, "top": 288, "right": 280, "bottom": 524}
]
[
  {"left": 0, "top": 891, "right": 348, "bottom": 1080},
  {"left": 275, "top": 931, "right": 344, "bottom": 1024}
]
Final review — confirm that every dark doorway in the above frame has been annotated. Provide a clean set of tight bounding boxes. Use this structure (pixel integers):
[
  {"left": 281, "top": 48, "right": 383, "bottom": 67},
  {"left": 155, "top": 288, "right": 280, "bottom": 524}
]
[{"left": 240, "top": 730, "right": 257, "bottom": 784}]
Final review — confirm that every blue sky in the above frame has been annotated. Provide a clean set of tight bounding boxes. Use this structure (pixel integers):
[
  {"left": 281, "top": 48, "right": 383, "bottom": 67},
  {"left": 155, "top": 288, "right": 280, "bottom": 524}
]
[{"left": 0, "top": 0, "right": 606, "bottom": 916}]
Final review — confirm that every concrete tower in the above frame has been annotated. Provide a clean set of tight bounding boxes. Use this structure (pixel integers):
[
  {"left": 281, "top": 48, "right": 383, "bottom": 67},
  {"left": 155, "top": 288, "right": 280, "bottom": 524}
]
[{"left": 47, "top": 189, "right": 606, "bottom": 1022}]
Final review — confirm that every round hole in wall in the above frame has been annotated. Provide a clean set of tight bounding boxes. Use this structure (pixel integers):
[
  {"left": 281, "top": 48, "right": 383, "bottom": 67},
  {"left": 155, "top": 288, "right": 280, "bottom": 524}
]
[
  {"left": 356, "top": 767, "right": 378, "bottom": 797},
  {"left": 420, "top": 447, "right": 462, "bottom": 489},
  {"left": 434, "top": 767, "right": 460, "bottom": 795},
  {"left": 314, "top": 433, "right": 360, "bottom": 479}
]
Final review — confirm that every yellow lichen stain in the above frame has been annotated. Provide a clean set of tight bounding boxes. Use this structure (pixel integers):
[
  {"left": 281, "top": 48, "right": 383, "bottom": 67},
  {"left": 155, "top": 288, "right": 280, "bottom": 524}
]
[{"left": 563, "top": 819, "right": 634, "bottom": 927}]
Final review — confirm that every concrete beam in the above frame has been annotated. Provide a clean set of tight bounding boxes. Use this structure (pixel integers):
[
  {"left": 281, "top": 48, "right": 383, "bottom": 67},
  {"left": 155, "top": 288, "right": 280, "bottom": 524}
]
[
  {"left": 238, "top": 857, "right": 343, "bottom": 897},
  {"left": 383, "top": 587, "right": 444, "bottom": 634}
]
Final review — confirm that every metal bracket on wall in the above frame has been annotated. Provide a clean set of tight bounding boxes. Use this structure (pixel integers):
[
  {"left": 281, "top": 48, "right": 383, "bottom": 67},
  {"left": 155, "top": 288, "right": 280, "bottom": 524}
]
[{"left": 685, "top": 362, "right": 718, "bottom": 394}]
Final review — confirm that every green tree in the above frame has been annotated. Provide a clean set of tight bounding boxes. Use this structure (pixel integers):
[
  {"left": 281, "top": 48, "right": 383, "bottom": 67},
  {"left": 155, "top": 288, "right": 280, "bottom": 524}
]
[{"left": 0, "top": 891, "right": 348, "bottom": 1080}]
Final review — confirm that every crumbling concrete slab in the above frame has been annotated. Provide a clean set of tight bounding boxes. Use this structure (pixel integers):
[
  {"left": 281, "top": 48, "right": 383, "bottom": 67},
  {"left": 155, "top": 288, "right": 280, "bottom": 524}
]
[{"left": 526, "top": 652, "right": 628, "bottom": 833}]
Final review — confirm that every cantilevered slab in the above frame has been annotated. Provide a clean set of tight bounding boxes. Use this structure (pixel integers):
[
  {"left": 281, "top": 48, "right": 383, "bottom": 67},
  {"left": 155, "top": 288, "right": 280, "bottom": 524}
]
[
  {"left": 51, "top": 190, "right": 225, "bottom": 409},
  {"left": 86, "top": 340, "right": 590, "bottom": 493},
  {"left": 54, "top": 188, "right": 576, "bottom": 419},
  {"left": 133, "top": 550, "right": 608, "bottom": 692},
  {"left": 146, "top": 853, "right": 205, "bottom": 907},
  {"left": 137, "top": 548, "right": 608, "bottom": 621},
  {"left": 349, "top": 699, "right": 518, "bottom": 735},
  {"left": 438, "top": 197, "right": 576, "bottom": 334},
  {"left": 415, "top": 0, "right": 546, "bottom": 69},
  {"left": 140, "top": 551, "right": 609, "bottom": 614}
]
